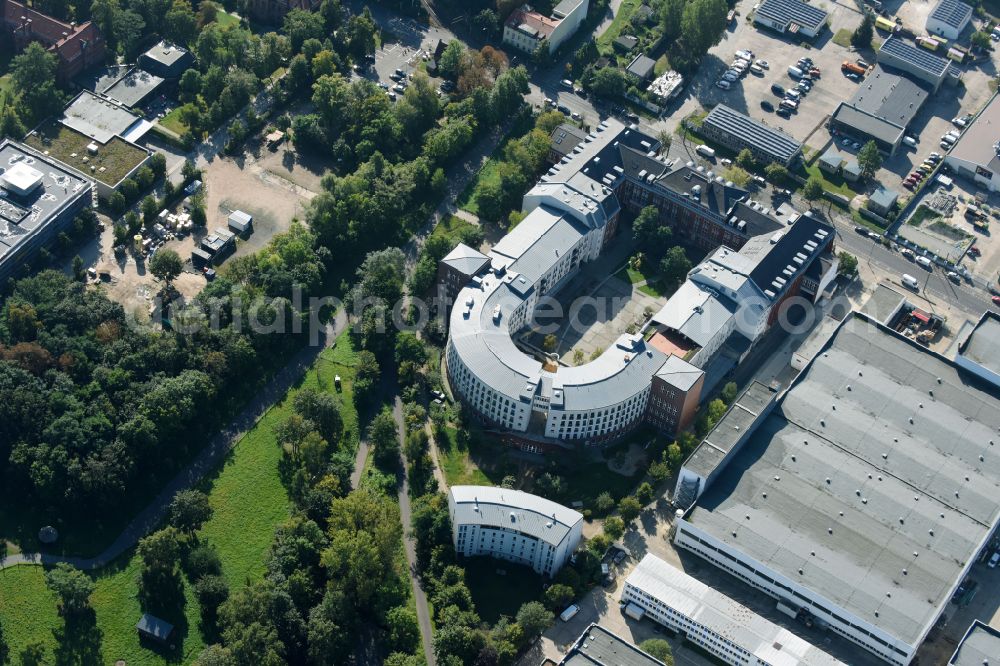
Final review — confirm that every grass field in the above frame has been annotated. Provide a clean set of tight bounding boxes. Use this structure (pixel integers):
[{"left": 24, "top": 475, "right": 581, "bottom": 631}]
[
  {"left": 596, "top": 0, "right": 640, "bottom": 52},
  {"left": 456, "top": 157, "right": 502, "bottom": 216},
  {"left": 437, "top": 425, "right": 493, "bottom": 487},
  {"left": 832, "top": 28, "right": 853, "bottom": 48},
  {"left": 0, "top": 334, "right": 360, "bottom": 664},
  {"left": 0, "top": 74, "right": 10, "bottom": 98},
  {"left": 159, "top": 106, "right": 189, "bottom": 136},
  {"left": 802, "top": 161, "right": 858, "bottom": 199},
  {"left": 215, "top": 8, "right": 240, "bottom": 28}
]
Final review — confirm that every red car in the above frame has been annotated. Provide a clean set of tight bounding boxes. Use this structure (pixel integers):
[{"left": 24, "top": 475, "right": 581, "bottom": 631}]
[
  {"left": 969, "top": 245, "right": 981, "bottom": 256},
  {"left": 809, "top": 67, "right": 821, "bottom": 77},
  {"left": 993, "top": 295, "right": 1000, "bottom": 307},
  {"left": 903, "top": 181, "right": 916, "bottom": 190}
]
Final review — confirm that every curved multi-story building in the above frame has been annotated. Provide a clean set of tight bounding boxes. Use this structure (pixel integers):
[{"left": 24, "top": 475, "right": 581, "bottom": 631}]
[
  {"left": 443, "top": 119, "right": 835, "bottom": 449},
  {"left": 448, "top": 485, "right": 583, "bottom": 576}
]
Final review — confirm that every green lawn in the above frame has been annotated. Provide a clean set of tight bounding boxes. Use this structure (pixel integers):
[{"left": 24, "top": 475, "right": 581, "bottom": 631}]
[
  {"left": 638, "top": 281, "right": 667, "bottom": 297},
  {"left": 428, "top": 215, "right": 478, "bottom": 247},
  {"left": 597, "top": 0, "right": 640, "bottom": 52},
  {"left": 0, "top": 333, "right": 360, "bottom": 665},
  {"left": 437, "top": 425, "right": 493, "bottom": 487},
  {"left": 215, "top": 8, "right": 240, "bottom": 28},
  {"left": 159, "top": 106, "right": 189, "bottom": 136},
  {"left": 802, "top": 162, "right": 858, "bottom": 199},
  {"left": 462, "top": 557, "right": 545, "bottom": 624},
  {"left": 832, "top": 28, "right": 853, "bottom": 48},
  {"left": 456, "top": 157, "right": 502, "bottom": 216},
  {"left": 0, "top": 74, "right": 11, "bottom": 99}
]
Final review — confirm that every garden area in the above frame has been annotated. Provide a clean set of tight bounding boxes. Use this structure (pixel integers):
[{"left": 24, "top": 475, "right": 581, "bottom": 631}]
[
  {"left": 0, "top": 333, "right": 361, "bottom": 665},
  {"left": 462, "top": 557, "right": 546, "bottom": 624}
]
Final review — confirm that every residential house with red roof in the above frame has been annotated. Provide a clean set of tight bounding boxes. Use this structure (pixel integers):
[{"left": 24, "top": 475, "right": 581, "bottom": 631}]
[{"left": 2, "top": 0, "right": 106, "bottom": 82}]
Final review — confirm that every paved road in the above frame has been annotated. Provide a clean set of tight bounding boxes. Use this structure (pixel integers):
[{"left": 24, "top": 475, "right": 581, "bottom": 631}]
[
  {"left": 393, "top": 397, "right": 436, "bottom": 666},
  {"left": 0, "top": 312, "right": 346, "bottom": 571}
]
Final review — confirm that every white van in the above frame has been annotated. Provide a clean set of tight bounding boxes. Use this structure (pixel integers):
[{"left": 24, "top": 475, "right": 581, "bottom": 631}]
[
  {"left": 560, "top": 604, "right": 580, "bottom": 622},
  {"left": 696, "top": 144, "right": 716, "bottom": 158},
  {"left": 915, "top": 256, "right": 933, "bottom": 270},
  {"left": 901, "top": 274, "right": 920, "bottom": 290}
]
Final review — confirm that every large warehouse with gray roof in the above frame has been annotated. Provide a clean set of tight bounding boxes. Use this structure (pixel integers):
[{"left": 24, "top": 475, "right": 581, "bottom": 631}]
[{"left": 673, "top": 312, "right": 1000, "bottom": 665}]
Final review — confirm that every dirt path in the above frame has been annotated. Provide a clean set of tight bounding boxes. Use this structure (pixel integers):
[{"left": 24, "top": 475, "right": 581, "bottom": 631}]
[{"left": 0, "top": 313, "right": 346, "bottom": 572}]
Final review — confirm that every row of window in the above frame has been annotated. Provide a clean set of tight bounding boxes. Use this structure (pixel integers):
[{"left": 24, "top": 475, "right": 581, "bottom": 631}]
[{"left": 676, "top": 527, "right": 909, "bottom": 662}]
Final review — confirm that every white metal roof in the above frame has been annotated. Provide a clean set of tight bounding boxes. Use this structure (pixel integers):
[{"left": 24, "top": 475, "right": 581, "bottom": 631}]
[
  {"left": 450, "top": 485, "right": 582, "bottom": 547},
  {"left": 626, "top": 554, "right": 846, "bottom": 665}
]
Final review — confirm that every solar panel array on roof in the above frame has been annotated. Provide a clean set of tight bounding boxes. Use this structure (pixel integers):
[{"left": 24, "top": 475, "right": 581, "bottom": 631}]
[
  {"left": 878, "top": 35, "right": 950, "bottom": 79},
  {"left": 755, "top": 0, "right": 829, "bottom": 31},
  {"left": 929, "top": 0, "right": 972, "bottom": 30},
  {"left": 703, "top": 105, "right": 802, "bottom": 164}
]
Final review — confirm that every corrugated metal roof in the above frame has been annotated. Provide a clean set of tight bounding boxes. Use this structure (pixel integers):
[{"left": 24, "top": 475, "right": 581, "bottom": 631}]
[
  {"left": 703, "top": 105, "right": 803, "bottom": 164},
  {"left": 687, "top": 313, "right": 1000, "bottom": 647},
  {"left": 625, "top": 555, "right": 846, "bottom": 665}
]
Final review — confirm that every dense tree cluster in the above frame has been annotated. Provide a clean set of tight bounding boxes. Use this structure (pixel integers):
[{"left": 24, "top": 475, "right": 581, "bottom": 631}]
[
  {"left": 473, "top": 110, "right": 567, "bottom": 223},
  {"left": 0, "top": 222, "right": 327, "bottom": 520},
  {"left": 194, "top": 488, "right": 412, "bottom": 665}
]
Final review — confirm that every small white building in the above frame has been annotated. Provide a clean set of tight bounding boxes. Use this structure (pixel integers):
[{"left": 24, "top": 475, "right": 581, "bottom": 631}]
[
  {"left": 622, "top": 554, "right": 846, "bottom": 665},
  {"left": 228, "top": 210, "right": 253, "bottom": 235},
  {"left": 448, "top": 485, "right": 582, "bottom": 576},
  {"left": 502, "top": 0, "right": 589, "bottom": 55},
  {"left": 926, "top": 0, "right": 972, "bottom": 41}
]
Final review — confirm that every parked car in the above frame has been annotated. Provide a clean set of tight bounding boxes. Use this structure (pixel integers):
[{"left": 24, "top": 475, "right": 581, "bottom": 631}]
[
  {"left": 720, "top": 158, "right": 733, "bottom": 166},
  {"left": 856, "top": 58, "right": 869, "bottom": 68},
  {"left": 902, "top": 135, "right": 917, "bottom": 148},
  {"left": 968, "top": 245, "right": 981, "bottom": 256},
  {"left": 771, "top": 83, "right": 785, "bottom": 95},
  {"left": 750, "top": 64, "right": 764, "bottom": 75},
  {"left": 916, "top": 256, "right": 933, "bottom": 270},
  {"left": 723, "top": 71, "right": 739, "bottom": 83},
  {"left": 854, "top": 226, "right": 869, "bottom": 235},
  {"left": 903, "top": 180, "right": 916, "bottom": 190},
  {"left": 557, "top": 104, "right": 571, "bottom": 114},
  {"left": 846, "top": 72, "right": 861, "bottom": 81},
  {"left": 761, "top": 100, "right": 774, "bottom": 112},
  {"left": 716, "top": 79, "right": 731, "bottom": 89},
  {"left": 560, "top": 79, "right": 573, "bottom": 89},
  {"left": 735, "top": 49, "right": 754, "bottom": 60},
  {"left": 993, "top": 295, "right": 1000, "bottom": 307},
  {"left": 571, "top": 111, "right": 582, "bottom": 120},
  {"left": 952, "top": 116, "right": 968, "bottom": 128},
  {"left": 784, "top": 89, "right": 801, "bottom": 101},
  {"left": 947, "top": 271, "right": 961, "bottom": 283},
  {"left": 900, "top": 248, "right": 915, "bottom": 260},
  {"left": 755, "top": 59, "right": 769, "bottom": 68},
  {"left": 776, "top": 107, "right": 792, "bottom": 118},
  {"left": 808, "top": 67, "right": 821, "bottom": 77},
  {"left": 779, "top": 99, "right": 798, "bottom": 111},
  {"left": 989, "top": 552, "right": 1000, "bottom": 568}
]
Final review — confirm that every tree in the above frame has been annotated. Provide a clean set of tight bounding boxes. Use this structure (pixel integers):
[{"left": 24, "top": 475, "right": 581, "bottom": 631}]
[
  {"left": 346, "top": 9, "right": 377, "bottom": 58},
  {"left": 735, "top": 148, "right": 756, "bottom": 171},
  {"left": 837, "top": 250, "right": 859, "bottom": 276},
  {"left": 590, "top": 67, "right": 627, "bottom": 98},
  {"left": 44, "top": 563, "right": 95, "bottom": 616},
  {"left": 284, "top": 8, "right": 325, "bottom": 52},
  {"left": 573, "top": 349, "right": 584, "bottom": 365},
  {"left": 516, "top": 601, "right": 553, "bottom": 639},
  {"left": 639, "top": 638, "right": 674, "bottom": 664},
  {"left": 633, "top": 206, "right": 672, "bottom": 262},
  {"left": 474, "top": 8, "right": 500, "bottom": 35},
  {"left": 18, "top": 642, "right": 47, "bottom": 666},
  {"left": 293, "top": 389, "right": 343, "bottom": 444},
  {"left": 636, "top": 481, "right": 655, "bottom": 505},
  {"left": 659, "top": 246, "right": 691, "bottom": 287},
  {"left": 543, "top": 583, "right": 575, "bottom": 611},
  {"left": 595, "top": 491, "right": 615, "bottom": 514},
  {"left": 169, "top": 489, "right": 213, "bottom": 532},
  {"left": 386, "top": 606, "right": 420, "bottom": 654},
  {"left": 0, "top": 616, "right": 8, "bottom": 666},
  {"left": 542, "top": 334, "right": 558, "bottom": 352},
  {"left": 141, "top": 194, "right": 159, "bottom": 224},
  {"left": 368, "top": 408, "right": 400, "bottom": 469},
  {"left": 10, "top": 43, "right": 61, "bottom": 123},
  {"left": 972, "top": 30, "right": 993, "bottom": 51},
  {"left": 721, "top": 381, "right": 738, "bottom": 404},
  {"left": 165, "top": 0, "right": 198, "bottom": 46},
  {"left": 619, "top": 496, "right": 642, "bottom": 523},
  {"left": 851, "top": 12, "right": 874, "bottom": 49},
  {"left": 764, "top": 162, "right": 791, "bottom": 186},
  {"left": 439, "top": 40, "right": 466, "bottom": 80},
  {"left": 150, "top": 249, "right": 184, "bottom": 287},
  {"left": 857, "top": 140, "right": 883, "bottom": 179},
  {"left": 603, "top": 515, "right": 625, "bottom": 540},
  {"left": 802, "top": 176, "right": 824, "bottom": 205},
  {"left": 71, "top": 255, "right": 85, "bottom": 282}
]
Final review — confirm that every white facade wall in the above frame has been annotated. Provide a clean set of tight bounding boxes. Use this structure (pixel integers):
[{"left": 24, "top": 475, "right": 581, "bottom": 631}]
[
  {"left": 621, "top": 582, "right": 765, "bottom": 665},
  {"left": 544, "top": 384, "right": 651, "bottom": 439},
  {"left": 673, "top": 519, "right": 916, "bottom": 665},
  {"left": 502, "top": 24, "right": 542, "bottom": 54},
  {"left": 955, "top": 353, "right": 1000, "bottom": 389},
  {"left": 547, "top": 0, "right": 589, "bottom": 52},
  {"left": 449, "top": 494, "right": 583, "bottom": 576},
  {"left": 446, "top": 340, "right": 532, "bottom": 431},
  {"left": 927, "top": 14, "right": 970, "bottom": 41},
  {"left": 944, "top": 154, "right": 1000, "bottom": 193}
]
